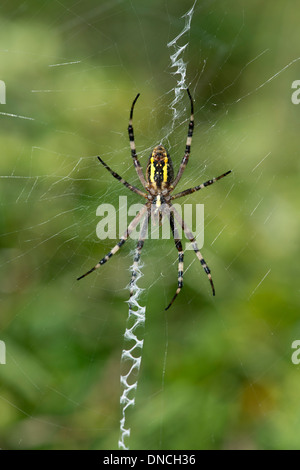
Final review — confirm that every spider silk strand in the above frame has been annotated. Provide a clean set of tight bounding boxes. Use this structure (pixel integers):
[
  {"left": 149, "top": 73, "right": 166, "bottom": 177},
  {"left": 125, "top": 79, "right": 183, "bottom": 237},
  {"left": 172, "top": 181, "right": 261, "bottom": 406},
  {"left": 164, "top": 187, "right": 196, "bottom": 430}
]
[
  {"left": 118, "top": 258, "right": 145, "bottom": 450},
  {"left": 167, "top": 0, "right": 197, "bottom": 126}
]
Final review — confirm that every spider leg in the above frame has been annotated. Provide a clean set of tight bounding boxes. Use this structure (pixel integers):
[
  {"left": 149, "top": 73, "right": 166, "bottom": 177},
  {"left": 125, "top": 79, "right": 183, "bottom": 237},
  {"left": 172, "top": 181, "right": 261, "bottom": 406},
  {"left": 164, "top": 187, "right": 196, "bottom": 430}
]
[
  {"left": 77, "top": 205, "right": 148, "bottom": 280},
  {"left": 128, "top": 93, "right": 148, "bottom": 188},
  {"left": 129, "top": 208, "right": 150, "bottom": 300},
  {"left": 172, "top": 170, "right": 231, "bottom": 200},
  {"left": 171, "top": 88, "right": 194, "bottom": 190},
  {"left": 97, "top": 157, "right": 147, "bottom": 199},
  {"left": 165, "top": 211, "right": 184, "bottom": 311},
  {"left": 171, "top": 205, "right": 215, "bottom": 296}
]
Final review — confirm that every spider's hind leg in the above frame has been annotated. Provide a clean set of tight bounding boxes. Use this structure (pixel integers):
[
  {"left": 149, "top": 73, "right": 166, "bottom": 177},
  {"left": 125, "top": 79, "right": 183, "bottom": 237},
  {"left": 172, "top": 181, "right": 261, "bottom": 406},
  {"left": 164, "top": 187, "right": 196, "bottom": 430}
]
[
  {"left": 97, "top": 157, "right": 147, "bottom": 198},
  {"left": 128, "top": 93, "right": 147, "bottom": 188}
]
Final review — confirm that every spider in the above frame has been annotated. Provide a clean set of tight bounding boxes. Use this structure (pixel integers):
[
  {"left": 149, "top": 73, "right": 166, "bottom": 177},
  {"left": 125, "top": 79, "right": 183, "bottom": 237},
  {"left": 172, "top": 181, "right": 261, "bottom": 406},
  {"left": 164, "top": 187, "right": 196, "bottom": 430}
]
[{"left": 77, "top": 89, "right": 231, "bottom": 310}]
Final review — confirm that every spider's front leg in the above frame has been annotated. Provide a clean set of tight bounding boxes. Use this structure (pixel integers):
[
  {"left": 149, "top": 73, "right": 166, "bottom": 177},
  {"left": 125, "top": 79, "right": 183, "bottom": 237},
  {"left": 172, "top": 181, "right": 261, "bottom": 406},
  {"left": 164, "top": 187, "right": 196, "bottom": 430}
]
[
  {"left": 129, "top": 208, "right": 150, "bottom": 302},
  {"left": 171, "top": 204, "right": 215, "bottom": 297},
  {"left": 165, "top": 210, "right": 184, "bottom": 311},
  {"left": 77, "top": 205, "right": 148, "bottom": 280}
]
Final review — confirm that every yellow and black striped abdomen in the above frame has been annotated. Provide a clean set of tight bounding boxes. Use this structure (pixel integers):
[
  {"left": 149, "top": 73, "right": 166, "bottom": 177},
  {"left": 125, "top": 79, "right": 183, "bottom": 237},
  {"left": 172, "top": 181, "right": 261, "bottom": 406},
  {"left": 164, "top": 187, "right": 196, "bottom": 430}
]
[{"left": 146, "top": 145, "right": 174, "bottom": 189}]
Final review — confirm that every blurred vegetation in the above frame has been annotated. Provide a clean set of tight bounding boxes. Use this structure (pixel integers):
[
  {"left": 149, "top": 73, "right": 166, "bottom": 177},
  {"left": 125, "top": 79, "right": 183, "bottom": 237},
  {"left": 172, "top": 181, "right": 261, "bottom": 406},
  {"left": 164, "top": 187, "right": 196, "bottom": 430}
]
[{"left": 0, "top": 0, "right": 299, "bottom": 450}]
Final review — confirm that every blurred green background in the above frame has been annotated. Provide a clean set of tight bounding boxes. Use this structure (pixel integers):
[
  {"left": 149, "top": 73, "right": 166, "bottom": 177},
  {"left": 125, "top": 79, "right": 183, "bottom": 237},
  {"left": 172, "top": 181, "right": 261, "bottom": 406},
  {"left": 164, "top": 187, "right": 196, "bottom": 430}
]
[{"left": 0, "top": 0, "right": 299, "bottom": 450}]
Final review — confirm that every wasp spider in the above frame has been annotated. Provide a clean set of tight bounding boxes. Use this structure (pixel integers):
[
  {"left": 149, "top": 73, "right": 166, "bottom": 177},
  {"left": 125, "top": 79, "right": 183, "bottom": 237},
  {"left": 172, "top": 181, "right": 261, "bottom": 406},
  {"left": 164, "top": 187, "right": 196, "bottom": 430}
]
[{"left": 78, "top": 89, "right": 231, "bottom": 310}]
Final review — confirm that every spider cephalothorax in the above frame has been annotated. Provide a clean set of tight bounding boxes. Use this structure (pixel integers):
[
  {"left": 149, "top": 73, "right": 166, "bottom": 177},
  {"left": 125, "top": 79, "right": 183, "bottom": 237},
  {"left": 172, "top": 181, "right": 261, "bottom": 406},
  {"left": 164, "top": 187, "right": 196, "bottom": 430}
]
[{"left": 78, "top": 89, "right": 231, "bottom": 310}]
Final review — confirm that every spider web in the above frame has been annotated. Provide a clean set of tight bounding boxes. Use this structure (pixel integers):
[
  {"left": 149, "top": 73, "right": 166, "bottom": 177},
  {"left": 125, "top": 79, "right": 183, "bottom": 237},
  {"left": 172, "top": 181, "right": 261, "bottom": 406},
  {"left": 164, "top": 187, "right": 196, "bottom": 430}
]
[{"left": 0, "top": 0, "right": 299, "bottom": 451}]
